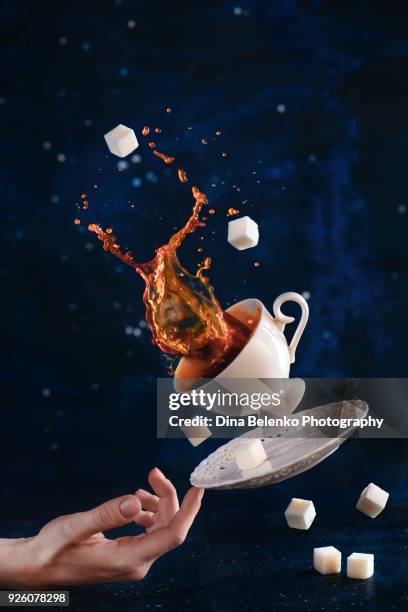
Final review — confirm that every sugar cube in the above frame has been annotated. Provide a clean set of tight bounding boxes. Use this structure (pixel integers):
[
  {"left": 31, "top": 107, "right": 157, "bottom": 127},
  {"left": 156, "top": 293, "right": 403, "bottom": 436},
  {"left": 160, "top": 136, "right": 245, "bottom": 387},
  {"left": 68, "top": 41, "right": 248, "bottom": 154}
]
[
  {"left": 104, "top": 124, "right": 139, "bottom": 158},
  {"left": 347, "top": 552, "right": 374, "bottom": 579},
  {"left": 285, "top": 498, "right": 316, "bottom": 530},
  {"left": 233, "top": 439, "right": 267, "bottom": 470},
  {"left": 227, "top": 216, "right": 259, "bottom": 250},
  {"left": 313, "top": 546, "right": 342, "bottom": 575},
  {"left": 181, "top": 424, "right": 212, "bottom": 447},
  {"left": 356, "top": 482, "right": 389, "bottom": 518}
]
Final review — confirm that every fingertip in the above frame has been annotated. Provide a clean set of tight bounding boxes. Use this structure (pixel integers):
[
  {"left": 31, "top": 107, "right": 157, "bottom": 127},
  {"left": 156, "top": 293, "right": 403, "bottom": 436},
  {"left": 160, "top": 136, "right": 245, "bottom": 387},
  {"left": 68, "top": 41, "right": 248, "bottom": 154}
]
[
  {"left": 151, "top": 467, "right": 166, "bottom": 479},
  {"left": 148, "top": 467, "right": 165, "bottom": 486},
  {"left": 148, "top": 468, "right": 176, "bottom": 498},
  {"left": 190, "top": 486, "right": 205, "bottom": 499},
  {"left": 136, "top": 488, "right": 149, "bottom": 496},
  {"left": 194, "top": 487, "right": 205, "bottom": 500},
  {"left": 182, "top": 486, "right": 204, "bottom": 511},
  {"left": 119, "top": 495, "right": 141, "bottom": 518}
]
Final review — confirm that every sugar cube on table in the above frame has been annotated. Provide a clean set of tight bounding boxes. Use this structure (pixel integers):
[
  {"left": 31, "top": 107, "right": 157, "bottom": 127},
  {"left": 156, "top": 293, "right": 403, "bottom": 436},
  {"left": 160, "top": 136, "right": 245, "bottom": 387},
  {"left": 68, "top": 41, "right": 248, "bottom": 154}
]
[
  {"left": 181, "top": 424, "right": 212, "bottom": 447},
  {"left": 104, "top": 124, "right": 139, "bottom": 158},
  {"left": 313, "top": 546, "right": 342, "bottom": 575},
  {"left": 356, "top": 482, "right": 389, "bottom": 518},
  {"left": 227, "top": 216, "right": 259, "bottom": 250},
  {"left": 285, "top": 498, "right": 316, "bottom": 530},
  {"left": 233, "top": 439, "right": 267, "bottom": 470},
  {"left": 347, "top": 553, "right": 374, "bottom": 579}
]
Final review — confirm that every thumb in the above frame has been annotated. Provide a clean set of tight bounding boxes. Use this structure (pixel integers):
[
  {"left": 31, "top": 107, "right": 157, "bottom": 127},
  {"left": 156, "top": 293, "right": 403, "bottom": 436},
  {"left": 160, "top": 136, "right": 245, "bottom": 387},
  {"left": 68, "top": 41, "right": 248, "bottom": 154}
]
[{"left": 50, "top": 495, "right": 141, "bottom": 547}]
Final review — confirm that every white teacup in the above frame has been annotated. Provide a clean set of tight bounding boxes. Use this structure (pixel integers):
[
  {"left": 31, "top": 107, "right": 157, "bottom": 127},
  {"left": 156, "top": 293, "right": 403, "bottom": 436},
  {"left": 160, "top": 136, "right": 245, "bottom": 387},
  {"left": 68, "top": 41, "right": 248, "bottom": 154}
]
[
  {"left": 176, "top": 292, "right": 309, "bottom": 381},
  {"left": 175, "top": 293, "right": 309, "bottom": 439}
]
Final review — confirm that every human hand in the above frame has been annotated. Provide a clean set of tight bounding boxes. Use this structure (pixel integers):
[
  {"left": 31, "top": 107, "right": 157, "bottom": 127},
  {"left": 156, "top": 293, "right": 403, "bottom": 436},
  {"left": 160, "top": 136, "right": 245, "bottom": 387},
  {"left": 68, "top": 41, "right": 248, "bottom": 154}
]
[{"left": 0, "top": 468, "right": 204, "bottom": 587}]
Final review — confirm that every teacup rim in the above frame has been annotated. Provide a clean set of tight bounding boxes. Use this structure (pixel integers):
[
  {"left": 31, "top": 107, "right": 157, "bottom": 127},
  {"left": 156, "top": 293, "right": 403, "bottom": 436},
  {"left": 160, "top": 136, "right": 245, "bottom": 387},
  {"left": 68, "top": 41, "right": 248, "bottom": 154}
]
[{"left": 220, "top": 297, "right": 265, "bottom": 377}]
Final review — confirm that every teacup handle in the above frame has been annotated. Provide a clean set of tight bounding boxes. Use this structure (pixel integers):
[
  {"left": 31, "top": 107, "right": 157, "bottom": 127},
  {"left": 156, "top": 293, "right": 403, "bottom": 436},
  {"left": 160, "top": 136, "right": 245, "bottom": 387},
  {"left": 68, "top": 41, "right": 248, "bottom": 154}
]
[{"left": 272, "top": 292, "right": 309, "bottom": 364}]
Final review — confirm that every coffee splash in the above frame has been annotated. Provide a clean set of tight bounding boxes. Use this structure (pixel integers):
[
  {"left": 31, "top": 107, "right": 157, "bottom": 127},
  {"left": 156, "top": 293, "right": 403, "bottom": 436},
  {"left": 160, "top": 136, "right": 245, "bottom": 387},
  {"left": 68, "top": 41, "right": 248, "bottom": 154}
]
[
  {"left": 89, "top": 185, "right": 245, "bottom": 363},
  {"left": 88, "top": 128, "right": 250, "bottom": 375}
]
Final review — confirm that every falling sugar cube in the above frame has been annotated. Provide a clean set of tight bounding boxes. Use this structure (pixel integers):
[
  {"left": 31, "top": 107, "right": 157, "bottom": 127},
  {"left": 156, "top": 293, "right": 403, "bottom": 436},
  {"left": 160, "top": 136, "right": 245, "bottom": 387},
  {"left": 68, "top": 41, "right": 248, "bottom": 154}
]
[
  {"left": 228, "top": 216, "right": 259, "bottom": 250},
  {"left": 233, "top": 439, "right": 267, "bottom": 470},
  {"left": 347, "top": 553, "right": 374, "bottom": 579},
  {"left": 313, "top": 546, "right": 342, "bottom": 575},
  {"left": 356, "top": 483, "right": 389, "bottom": 518},
  {"left": 181, "top": 424, "right": 212, "bottom": 447},
  {"left": 285, "top": 498, "right": 316, "bottom": 530},
  {"left": 104, "top": 124, "right": 139, "bottom": 158}
]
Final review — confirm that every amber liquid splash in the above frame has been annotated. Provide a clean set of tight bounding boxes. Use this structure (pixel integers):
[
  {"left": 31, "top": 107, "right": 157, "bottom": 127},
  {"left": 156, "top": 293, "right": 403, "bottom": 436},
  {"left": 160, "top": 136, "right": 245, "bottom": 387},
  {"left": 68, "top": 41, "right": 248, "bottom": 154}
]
[{"left": 89, "top": 186, "right": 250, "bottom": 376}]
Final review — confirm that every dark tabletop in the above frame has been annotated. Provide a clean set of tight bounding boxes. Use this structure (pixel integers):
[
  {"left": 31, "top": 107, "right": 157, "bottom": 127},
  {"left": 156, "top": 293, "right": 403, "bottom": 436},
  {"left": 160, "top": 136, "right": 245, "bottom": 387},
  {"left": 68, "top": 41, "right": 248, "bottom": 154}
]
[{"left": 2, "top": 438, "right": 407, "bottom": 611}]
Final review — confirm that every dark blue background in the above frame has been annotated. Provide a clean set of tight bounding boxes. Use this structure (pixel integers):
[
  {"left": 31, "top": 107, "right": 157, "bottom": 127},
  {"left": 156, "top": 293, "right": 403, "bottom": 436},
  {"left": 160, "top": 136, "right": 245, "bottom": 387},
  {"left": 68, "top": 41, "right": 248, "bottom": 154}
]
[{"left": 1, "top": 1, "right": 407, "bottom": 610}]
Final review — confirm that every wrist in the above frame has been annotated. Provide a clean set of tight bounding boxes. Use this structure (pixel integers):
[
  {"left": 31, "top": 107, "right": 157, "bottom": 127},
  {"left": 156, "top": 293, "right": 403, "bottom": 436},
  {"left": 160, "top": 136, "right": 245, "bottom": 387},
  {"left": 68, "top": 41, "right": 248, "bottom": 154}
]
[{"left": 0, "top": 538, "right": 37, "bottom": 588}]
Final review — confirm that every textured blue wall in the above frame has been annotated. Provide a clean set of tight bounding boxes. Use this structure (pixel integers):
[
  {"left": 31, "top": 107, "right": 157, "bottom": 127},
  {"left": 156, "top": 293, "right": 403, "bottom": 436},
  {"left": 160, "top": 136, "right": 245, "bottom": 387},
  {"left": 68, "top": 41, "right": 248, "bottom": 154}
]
[{"left": 1, "top": 1, "right": 407, "bottom": 524}]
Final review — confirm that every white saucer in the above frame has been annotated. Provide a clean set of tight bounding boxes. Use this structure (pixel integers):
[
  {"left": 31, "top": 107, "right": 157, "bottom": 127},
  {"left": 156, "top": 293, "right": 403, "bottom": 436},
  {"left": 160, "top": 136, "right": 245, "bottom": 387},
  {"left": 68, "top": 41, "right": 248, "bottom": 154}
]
[{"left": 190, "top": 400, "right": 368, "bottom": 490}]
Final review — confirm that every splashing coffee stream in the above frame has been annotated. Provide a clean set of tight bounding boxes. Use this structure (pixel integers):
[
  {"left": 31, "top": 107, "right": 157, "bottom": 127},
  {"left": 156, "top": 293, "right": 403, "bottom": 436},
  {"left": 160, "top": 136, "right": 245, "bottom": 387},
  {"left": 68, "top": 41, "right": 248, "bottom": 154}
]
[
  {"left": 88, "top": 185, "right": 236, "bottom": 365},
  {"left": 88, "top": 135, "right": 251, "bottom": 376}
]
